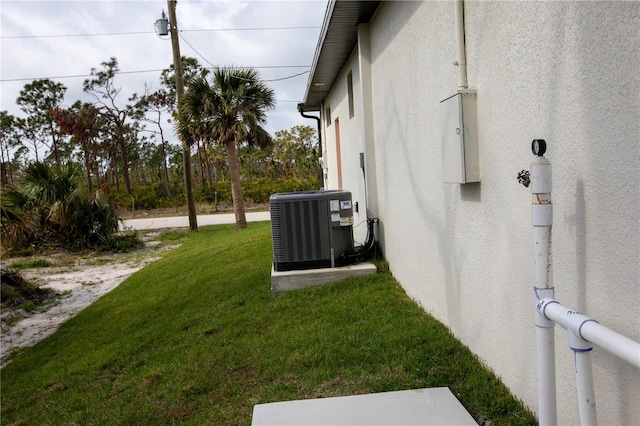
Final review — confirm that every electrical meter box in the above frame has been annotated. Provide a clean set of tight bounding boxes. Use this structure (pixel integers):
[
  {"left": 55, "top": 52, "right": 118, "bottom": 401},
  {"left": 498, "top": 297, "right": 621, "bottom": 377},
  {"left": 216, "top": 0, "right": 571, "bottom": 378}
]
[{"left": 439, "top": 89, "right": 480, "bottom": 183}]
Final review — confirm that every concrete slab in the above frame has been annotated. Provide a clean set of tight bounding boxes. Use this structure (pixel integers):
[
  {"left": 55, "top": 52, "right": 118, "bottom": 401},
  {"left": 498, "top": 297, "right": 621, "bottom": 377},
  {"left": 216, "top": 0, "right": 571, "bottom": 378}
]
[
  {"left": 271, "top": 262, "right": 377, "bottom": 293},
  {"left": 251, "top": 387, "right": 477, "bottom": 425}
]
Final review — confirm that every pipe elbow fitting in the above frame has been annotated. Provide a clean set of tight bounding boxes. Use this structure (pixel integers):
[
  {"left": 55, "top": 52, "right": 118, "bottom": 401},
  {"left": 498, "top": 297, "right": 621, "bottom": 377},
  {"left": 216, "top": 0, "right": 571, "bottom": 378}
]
[
  {"left": 538, "top": 298, "right": 599, "bottom": 345},
  {"left": 534, "top": 288, "right": 556, "bottom": 328}
]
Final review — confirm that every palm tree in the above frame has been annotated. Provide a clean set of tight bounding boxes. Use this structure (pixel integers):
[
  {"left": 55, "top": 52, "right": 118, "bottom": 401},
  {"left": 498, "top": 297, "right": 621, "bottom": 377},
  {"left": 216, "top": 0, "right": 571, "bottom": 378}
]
[
  {"left": 178, "top": 67, "right": 275, "bottom": 229},
  {"left": 1, "top": 162, "right": 119, "bottom": 249}
]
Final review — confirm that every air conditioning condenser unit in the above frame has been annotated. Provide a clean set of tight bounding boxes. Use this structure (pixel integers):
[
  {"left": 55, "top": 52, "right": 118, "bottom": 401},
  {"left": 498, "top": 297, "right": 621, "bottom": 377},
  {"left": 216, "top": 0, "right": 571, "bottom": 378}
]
[{"left": 270, "top": 190, "right": 355, "bottom": 272}]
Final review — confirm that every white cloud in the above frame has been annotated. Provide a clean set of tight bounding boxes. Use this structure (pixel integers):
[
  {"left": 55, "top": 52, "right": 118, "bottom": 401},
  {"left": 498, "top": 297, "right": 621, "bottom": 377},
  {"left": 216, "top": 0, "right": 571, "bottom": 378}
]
[{"left": 1, "top": 0, "right": 327, "bottom": 142}]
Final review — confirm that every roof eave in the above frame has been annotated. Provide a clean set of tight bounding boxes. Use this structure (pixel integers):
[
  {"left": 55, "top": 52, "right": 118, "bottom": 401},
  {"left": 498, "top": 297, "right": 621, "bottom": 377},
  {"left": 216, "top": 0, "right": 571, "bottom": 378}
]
[{"left": 302, "top": 0, "right": 381, "bottom": 112}]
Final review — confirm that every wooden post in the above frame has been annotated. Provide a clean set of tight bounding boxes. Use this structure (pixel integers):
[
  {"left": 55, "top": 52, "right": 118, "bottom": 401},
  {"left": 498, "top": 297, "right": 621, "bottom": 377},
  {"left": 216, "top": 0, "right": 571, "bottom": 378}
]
[{"left": 167, "top": 0, "right": 198, "bottom": 231}]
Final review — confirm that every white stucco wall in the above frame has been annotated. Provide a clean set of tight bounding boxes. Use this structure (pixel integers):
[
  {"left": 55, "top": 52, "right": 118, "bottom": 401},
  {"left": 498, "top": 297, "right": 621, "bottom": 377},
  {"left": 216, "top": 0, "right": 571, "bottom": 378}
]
[
  {"left": 327, "top": 1, "right": 640, "bottom": 424},
  {"left": 321, "top": 49, "right": 370, "bottom": 244}
]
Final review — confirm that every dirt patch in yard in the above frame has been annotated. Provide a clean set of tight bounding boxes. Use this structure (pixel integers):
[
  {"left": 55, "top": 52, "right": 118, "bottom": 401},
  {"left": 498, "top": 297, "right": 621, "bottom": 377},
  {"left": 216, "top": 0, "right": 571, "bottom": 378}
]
[{"left": 0, "top": 230, "right": 182, "bottom": 368}]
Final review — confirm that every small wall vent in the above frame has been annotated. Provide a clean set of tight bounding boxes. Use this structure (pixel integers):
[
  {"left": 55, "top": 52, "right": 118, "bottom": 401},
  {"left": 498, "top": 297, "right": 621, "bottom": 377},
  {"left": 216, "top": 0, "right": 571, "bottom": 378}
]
[{"left": 270, "top": 190, "right": 355, "bottom": 272}]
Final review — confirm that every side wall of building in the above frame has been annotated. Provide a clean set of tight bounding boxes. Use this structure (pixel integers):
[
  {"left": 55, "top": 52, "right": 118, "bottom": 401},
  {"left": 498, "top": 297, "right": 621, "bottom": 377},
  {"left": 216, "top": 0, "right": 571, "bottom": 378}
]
[
  {"left": 322, "top": 49, "right": 370, "bottom": 244},
  {"left": 320, "top": 1, "right": 639, "bottom": 424}
]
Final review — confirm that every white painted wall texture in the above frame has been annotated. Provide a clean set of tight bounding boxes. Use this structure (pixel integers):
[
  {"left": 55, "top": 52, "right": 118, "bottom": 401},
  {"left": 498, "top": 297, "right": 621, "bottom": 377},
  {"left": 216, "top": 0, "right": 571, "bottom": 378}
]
[
  {"left": 320, "top": 1, "right": 639, "bottom": 424},
  {"left": 322, "top": 50, "right": 370, "bottom": 244}
]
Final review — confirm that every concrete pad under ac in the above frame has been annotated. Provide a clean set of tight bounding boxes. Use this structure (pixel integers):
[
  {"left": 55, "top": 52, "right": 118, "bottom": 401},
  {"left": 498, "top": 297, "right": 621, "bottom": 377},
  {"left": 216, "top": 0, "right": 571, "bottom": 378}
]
[{"left": 270, "top": 262, "right": 377, "bottom": 293}]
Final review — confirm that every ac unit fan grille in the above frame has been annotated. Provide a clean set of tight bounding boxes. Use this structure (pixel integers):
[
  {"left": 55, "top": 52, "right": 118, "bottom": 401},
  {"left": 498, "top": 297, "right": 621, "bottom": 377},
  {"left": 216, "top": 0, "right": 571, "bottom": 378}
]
[
  {"left": 272, "top": 199, "right": 330, "bottom": 263},
  {"left": 270, "top": 202, "right": 284, "bottom": 260}
]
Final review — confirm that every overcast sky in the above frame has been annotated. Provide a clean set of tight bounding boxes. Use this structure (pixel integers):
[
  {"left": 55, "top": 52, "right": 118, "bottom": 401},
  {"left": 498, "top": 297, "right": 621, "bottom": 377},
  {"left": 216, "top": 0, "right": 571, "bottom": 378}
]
[{"left": 0, "top": 0, "right": 327, "bottom": 144}]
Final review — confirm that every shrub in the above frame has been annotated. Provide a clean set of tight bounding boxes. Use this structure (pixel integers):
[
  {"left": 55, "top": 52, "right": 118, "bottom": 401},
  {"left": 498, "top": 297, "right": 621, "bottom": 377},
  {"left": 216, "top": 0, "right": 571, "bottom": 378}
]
[
  {"left": 196, "top": 183, "right": 231, "bottom": 205},
  {"left": 109, "top": 184, "right": 185, "bottom": 211},
  {"left": 7, "top": 259, "right": 52, "bottom": 270},
  {"left": 0, "top": 268, "right": 53, "bottom": 309},
  {"left": 96, "top": 232, "right": 143, "bottom": 254},
  {"left": 242, "top": 177, "right": 321, "bottom": 204},
  {"left": 1, "top": 162, "right": 122, "bottom": 252}
]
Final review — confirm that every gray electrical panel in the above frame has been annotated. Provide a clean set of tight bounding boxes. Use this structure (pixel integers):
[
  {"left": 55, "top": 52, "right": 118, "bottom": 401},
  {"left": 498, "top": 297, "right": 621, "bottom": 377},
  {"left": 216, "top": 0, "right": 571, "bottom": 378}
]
[
  {"left": 270, "top": 190, "right": 355, "bottom": 272},
  {"left": 440, "top": 89, "right": 480, "bottom": 183}
]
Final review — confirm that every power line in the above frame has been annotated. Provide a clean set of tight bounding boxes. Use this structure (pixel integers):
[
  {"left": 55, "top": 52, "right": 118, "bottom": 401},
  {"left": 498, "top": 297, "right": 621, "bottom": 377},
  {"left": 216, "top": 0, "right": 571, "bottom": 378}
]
[
  {"left": 185, "top": 26, "right": 319, "bottom": 33},
  {"left": 0, "top": 26, "right": 321, "bottom": 40},
  {"left": 1, "top": 69, "right": 164, "bottom": 83},
  {"left": 179, "top": 32, "right": 310, "bottom": 83},
  {"left": 179, "top": 32, "right": 216, "bottom": 68},
  {"left": 264, "top": 71, "right": 309, "bottom": 83},
  {"left": 0, "top": 66, "right": 311, "bottom": 83},
  {"left": 1, "top": 31, "right": 150, "bottom": 39}
]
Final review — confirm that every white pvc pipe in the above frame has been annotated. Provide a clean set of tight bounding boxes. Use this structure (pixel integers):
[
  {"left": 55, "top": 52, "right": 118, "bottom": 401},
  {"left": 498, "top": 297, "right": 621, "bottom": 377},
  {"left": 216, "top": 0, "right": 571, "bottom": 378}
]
[
  {"left": 539, "top": 299, "right": 640, "bottom": 369},
  {"left": 572, "top": 341, "right": 598, "bottom": 425},
  {"left": 531, "top": 156, "right": 553, "bottom": 291},
  {"left": 581, "top": 322, "right": 640, "bottom": 369},
  {"left": 531, "top": 153, "right": 557, "bottom": 426},
  {"left": 536, "top": 320, "right": 558, "bottom": 426},
  {"left": 528, "top": 146, "right": 638, "bottom": 425},
  {"left": 567, "top": 323, "right": 598, "bottom": 426},
  {"left": 532, "top": 226, "right": 552, "bottom": 288},
  {"left": 454, "top": 0, "right": 468, "bottom": 89}
]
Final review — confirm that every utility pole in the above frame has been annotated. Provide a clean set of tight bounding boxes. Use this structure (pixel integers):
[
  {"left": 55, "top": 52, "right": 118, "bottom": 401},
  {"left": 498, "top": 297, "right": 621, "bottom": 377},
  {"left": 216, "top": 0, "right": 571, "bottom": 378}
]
[{"left": 167, "top": 0, "right": 197, "bottom": 231}]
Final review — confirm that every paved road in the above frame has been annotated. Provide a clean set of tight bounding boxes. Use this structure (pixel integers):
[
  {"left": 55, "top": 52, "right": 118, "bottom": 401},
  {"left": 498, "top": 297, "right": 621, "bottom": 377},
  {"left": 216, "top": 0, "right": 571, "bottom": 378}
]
[{"left": 120, "top": 211, "right": 271, "bottom": 231}]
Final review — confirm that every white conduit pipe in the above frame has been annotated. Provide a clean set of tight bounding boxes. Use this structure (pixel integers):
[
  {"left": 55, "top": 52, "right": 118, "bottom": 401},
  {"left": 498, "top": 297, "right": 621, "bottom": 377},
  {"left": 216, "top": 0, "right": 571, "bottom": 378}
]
[
  {"left": 454, "top": 0, "right": 468, "bottom": 89},
  {"left": 534, "top": 288, "right": 557, "bottom": 426},
  {"left": 538, "top": 299, "right": 640, "bottom": 369},
  {"left": 538, "top": 301, "right": 598, "bottom": 425},
  {"left": 573, "top": 348, "right": 597, "bottom": 426},
  {"left": 530, "top": 149, "right": 557, "bottom": 426},
  {"left": 527, "top": 141, "right": 640, "bottom": 425},
  {"left": 537, "top": 299, "right": 640, "bottom": 426}
]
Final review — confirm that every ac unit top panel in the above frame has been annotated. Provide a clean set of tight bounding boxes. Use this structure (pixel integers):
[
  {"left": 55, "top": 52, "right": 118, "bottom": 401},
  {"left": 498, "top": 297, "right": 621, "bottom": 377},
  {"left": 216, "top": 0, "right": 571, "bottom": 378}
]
[{"left": 269, "top": 189, "right": 351, "bottom": 203}]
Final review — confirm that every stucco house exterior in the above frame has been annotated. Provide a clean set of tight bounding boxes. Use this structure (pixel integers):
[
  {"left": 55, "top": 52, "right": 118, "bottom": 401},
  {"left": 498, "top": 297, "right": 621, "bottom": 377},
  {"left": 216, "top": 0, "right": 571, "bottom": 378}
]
[{"left": 299, "top": 1, "right": 639, "bottom": 424}]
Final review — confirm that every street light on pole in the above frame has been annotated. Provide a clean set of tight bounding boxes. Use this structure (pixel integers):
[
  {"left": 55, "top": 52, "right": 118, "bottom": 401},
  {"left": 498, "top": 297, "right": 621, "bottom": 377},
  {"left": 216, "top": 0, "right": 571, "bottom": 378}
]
[{"left": 156, "top": 1, "right": 197, "bottom": 231}]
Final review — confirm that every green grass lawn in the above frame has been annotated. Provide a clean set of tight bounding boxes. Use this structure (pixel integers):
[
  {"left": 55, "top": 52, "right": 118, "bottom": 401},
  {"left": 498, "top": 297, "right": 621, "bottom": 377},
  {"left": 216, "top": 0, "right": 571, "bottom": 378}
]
[{"left": 0, "top": 222, "right": 536, "bottom": 425}]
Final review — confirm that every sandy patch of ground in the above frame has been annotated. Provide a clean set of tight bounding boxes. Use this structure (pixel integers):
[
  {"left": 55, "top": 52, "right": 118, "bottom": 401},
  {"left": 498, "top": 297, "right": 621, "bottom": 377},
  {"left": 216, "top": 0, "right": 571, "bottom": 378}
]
[{"left": 1, "top": 234, "right": 181, "bottom": 368}]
